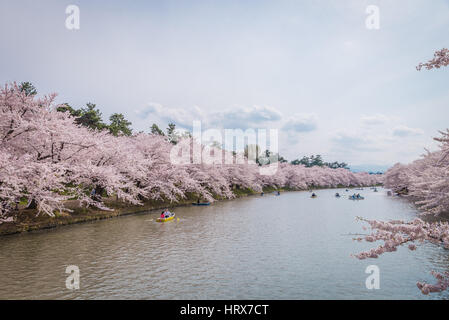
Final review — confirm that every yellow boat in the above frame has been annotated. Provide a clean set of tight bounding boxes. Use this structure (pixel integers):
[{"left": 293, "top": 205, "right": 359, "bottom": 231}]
[{"left": 157, "top": 213, "right": 175, "bottom": 222}]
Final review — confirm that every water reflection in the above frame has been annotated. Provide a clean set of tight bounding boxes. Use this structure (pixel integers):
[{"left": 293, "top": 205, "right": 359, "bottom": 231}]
[{"left": 0, "top": 187, "right": 448, "bottom": 299}]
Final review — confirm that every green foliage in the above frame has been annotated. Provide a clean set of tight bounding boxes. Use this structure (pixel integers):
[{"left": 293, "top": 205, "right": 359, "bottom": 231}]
[
  {"left": 150, "top": 123, "right": 165, "bottom": 136},
  {"left": 291, "top": 155, "right": 349, "bottom": 169},
  {"left": 56, "top": 103, "right": 81, "bottom": 117},
  {"left": 244, "top": 145, "right": 287, "bottom": 166},
  {"left": 258, "top": 149, "right": 287, "bottom": 165},
  {"left": 152, "top": 122, "right": 187, "bottom": 143},
  {"left": 166, "top": 123, "right": 178, "bottom": 144},
  {"left": 19, "top": 82, "right": 37, "bottom": 96},
  {"left": 167, "top": 123, "right": 176, "bottom": 135},
  {"left": 326, "top": 161, "right": 349, "bottom": 169},
  {"left": 278, "top": 155, "right": 288, "bottom": 163},
  {"left": 108, "top": 113, "right": 132, "bottom": 136},
  {"left": 57, "top": 103, "right": 134, "bottom": 134},
  {"left": 75, "top": 103, "right": 107, "bottom": 131}
]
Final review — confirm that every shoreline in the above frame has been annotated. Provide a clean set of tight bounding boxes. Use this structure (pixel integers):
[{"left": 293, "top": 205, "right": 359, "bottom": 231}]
[
  {"left": 0, "top": 187, "right": 268, "bottom": 237},
  {"left": 0, "top": 185, "right": 381, "bottom": 237}
]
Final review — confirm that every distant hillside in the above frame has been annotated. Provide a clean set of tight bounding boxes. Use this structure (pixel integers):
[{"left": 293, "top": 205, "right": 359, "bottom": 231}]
[{"left": 350, "top": 164, "right": 390, "bottom": 174}]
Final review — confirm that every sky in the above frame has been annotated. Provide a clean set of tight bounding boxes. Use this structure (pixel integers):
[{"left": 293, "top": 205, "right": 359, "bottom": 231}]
[{"left": 1, "top": 0, "right": 448, "bottom": 171}]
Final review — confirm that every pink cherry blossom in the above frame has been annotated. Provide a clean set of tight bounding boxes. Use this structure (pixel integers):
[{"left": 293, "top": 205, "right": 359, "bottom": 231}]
[
  {"left": 354, "top": 49, "right": 449, "bottom": 295},
  {"left": 0, "top": 82, "right": 381, "bottom": 220},
  {"left": 417, "top": 48, "right": 449, "bottom": 70}
]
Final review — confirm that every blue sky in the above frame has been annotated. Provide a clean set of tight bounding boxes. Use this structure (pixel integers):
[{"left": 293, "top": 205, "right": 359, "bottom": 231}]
[{"left": 1, "top": 0, "right": 448, "bottom": 171}]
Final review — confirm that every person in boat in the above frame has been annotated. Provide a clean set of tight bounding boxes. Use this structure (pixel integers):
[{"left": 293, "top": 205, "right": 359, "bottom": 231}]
[
  {"left": 163, "top": 208, "right": 171, "bottom": 217},
  {"left": 277, "top": 191, "right": 280, "bottom": 195},
  {"left": 356, "top": 193, "right": 361, "bottom": 199},
  {"left": 197, "top": 199, "right": 200, "bottom": 204},
  {"left": 312, "top": 193, "right": 316, "bottom": 197},
  {"left": 160, "top": 211, "right": 165, "bottom": 219},
  {"left": 335, "top": 192, "right": 340, "bottom": 197}
]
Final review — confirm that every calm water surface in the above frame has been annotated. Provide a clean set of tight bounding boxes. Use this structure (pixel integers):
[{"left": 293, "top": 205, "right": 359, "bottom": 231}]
[{"left": 1, "top": 187, "right": 448, "bottom": 299}]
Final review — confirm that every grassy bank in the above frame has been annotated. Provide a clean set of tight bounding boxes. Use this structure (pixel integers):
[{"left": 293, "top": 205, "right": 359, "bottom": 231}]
[
  {"left": 0, "top": 184, "right": 382, "bottom": 236},
  {"left": 0, "top": 188, "right": 262, "bottom": 236}
]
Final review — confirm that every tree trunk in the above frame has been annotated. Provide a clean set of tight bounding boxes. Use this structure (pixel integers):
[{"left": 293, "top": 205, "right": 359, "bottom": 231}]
[
  {"left": 26, "top": 199, "right": 37, "bottom": 209},
  {"left": 92, "top": 186, "right": 104, "bottom": 201}
]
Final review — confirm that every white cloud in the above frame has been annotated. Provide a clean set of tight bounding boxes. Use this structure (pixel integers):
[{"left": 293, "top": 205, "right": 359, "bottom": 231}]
[
  {"left": 283, "top": 113, "right": 317, "bottom": 133},
  {"left": 136, "top": 102, "right": 203, "bottom": 130},
  {"left": 0, "top": 0, "right": 446, "bottom": 170},
  {"left": 210, "top": 105, "right": 282, "bottom": 129},
  {"left": 392, "top": 125, "right": 424, "bottom": 137},
  {"left": 136, "top": 103, "right": 283, "bottom": 130},
  {"left": 332, "top": 131, "right": 381, "bottom": 152},
  {"left": 361, "top": 114, "right": 390, "bottom": 126}
]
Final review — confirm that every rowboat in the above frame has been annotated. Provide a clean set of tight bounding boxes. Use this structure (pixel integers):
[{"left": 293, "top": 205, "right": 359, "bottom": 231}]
[
  {"left": 157, "top": 213, "right": 175, "bottom": 222},
  {"left": 192, "top": 202, "right": 211, "bottom": 206},
  {"left": 348, "top": 196, "right": 364, "bottom": 200}
]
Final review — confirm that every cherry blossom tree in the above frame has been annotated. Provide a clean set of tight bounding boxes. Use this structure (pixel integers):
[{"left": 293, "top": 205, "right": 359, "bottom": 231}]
[
  {"left": 417, "top": 48, "right": 449, "bottom": 70},
  {"left": 355, "top": 48, "right": 449, "bottom": 294},
  {"left": 0, "top": 82, "right": 381, "bottom": 222}
]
